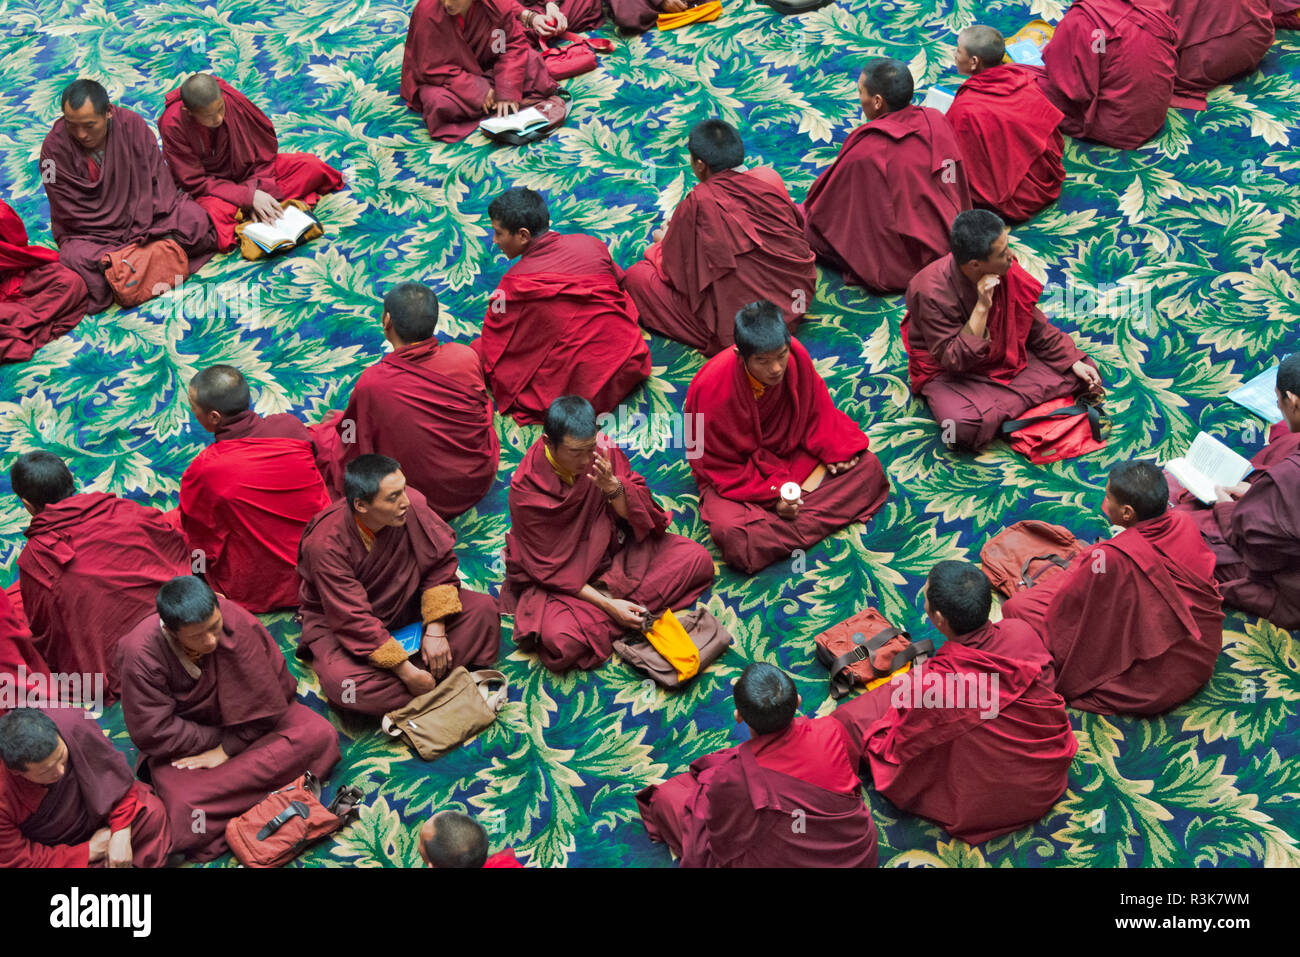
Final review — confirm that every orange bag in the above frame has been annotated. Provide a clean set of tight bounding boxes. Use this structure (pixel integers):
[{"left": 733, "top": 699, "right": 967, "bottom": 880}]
[
  {"left": 814, "top": 609, "right": 934, "bottom": 700},
  {"left": 979, "top": 520, "right": 1084, "bottom": 597},
  {"left": 99, "top": 238, "right": 188, "bottom": 308},
  {"left": 1001, "top": 396, "right": 1107, "bottom": 464}
]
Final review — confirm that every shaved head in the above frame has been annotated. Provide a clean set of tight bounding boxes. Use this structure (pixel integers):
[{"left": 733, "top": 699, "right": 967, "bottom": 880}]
[
  {"left": 189, "top": 364, "right": 251, "bottom": 417},
  {"left": 959, "top": 25, "right": 1005, "bottom": 69},
  {"left": 179, "top": 73, "right": 222, "bottom": 110}
]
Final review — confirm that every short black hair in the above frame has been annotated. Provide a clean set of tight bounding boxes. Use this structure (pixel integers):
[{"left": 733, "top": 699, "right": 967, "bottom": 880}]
[
  {"left": 383, "top": 282, "right": 439, "bottom": 343},
  {"left": 61, "top": 78, "right": 110, "bottom": 115},
  {"left": 189, "top": 364, "right": 251, "bottom": 417},
  {"left": 488, "top": 187, "right": 550, "bottom": 237},
  {"left": 734, "top": 663, "right": 798, "bottom": 735},
  {"left": 950, "top": 209, "right": 1007, "bottom": 263},
  {"left": 542, "top": 395, "right": 597, "bottom": 447},
  {"left": 733, "top": 300, "right": 791, "bottom": 359},
  {"left": 344, "top": 453, "right": 402, "bottom": 508},
  {"left": 960, "top": 25, "right": 1006, "bottom": 67},
  {"left": 179, "top": 73, "right": 221, "bottom": 110},
  {"left": 927, "top": 560, "right": 992, "bottom": 635},
  {"left": 10, "top": 452, "right": 76, "bottom": 509},
  {"left": 687, "top": 119, "right": 745, "bottom": 174},
  {"left": 157, "top": 576, "right": 218, "bottom": 632},
  {"left": 1107, "top": 461, "right": 1168, "bottom": 521},
  {"left": 0, "top": 709, "right": 61, "bottom": 772},
  {"left": 424, "top": 811, "right": 489, "bottom": 868},
  {"left": 861, "top": 58, "right": 914, "bottom": 113},
  {"left": 1278, "top": 353, "right": 1300, "bottom": 401}
]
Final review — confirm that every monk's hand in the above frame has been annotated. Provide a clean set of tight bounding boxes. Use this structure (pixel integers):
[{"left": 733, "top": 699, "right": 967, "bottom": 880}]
[
  {"left": 1214, "top": 481, "right": 1251, "bottom": 502},
  {"left": 107, "top": 828, "right": 133, "bottom": 869},
  {"left": 775, "top": 496, "right": 802, "bottom": 520},
  {"left": 421, "top": 627, "right": 453, "bottom": 680},
  {"left": 651, "top": 227, "right": 665, "bottom": 243},
  {"left": 975, "top": 273, "right": 1000, "bottom": 306},
  {"left": 172, "top": 744, "right": 229, "bottom": 771},
  {"left": 483, "top": 89, "right": 497, "bottom": 114},
  {"left": 1071, "top": 360, "right": 1102, "bottom": 391},
  {"left": 396, "top": 659, "right": 438, "bottom": 695},
  {"left": 590, "top": 453, "right": 622, "bottom": 496},
  {"left": 251, "top": 189, "right": 283, "bottom": 224},
  {"left": 88, "top": 827, "right": 112, "bottom": 864},
  {"left": 664, "top": 0, "right": 689, "bottom": 11},
  {"left": 495, "top": 98, "right": 520, "bottom": 118},
  {"left": 826, "top": 456, "right": 859, "bottom": 475},
  {"left": 535, "top": 2, "right": 567, "bottom": 35},
  {"left": 606, "top": 598, "right": 649, "bottom": 630}
]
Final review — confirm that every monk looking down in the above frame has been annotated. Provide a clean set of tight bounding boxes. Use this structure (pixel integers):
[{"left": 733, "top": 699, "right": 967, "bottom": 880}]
[
  {"left": 0, "top": 200, "right": 87, "bottom": 364},
  {"left": 419, "top": 810, "right": 524, "bottom": 867}
]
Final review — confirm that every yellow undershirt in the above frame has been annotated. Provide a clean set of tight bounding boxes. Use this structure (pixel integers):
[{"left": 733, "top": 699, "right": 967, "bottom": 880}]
[
  {"left": 746, "top": 368, "right": 766, "bottom": 399},
  {"left": 545, "top": 443, "right": 576, "bottom": 486}
]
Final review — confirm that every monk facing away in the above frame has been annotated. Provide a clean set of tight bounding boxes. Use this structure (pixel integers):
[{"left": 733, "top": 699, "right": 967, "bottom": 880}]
[
  {"left": 1002, "top": 462, "right": 1224, "bottom": 715},
  {"left": 158, "top": 73, "right": 344, "bottom": 252},
  {"left": 1038, "top": 0, "right": 1179, "bottom": 150},
  {"left": 834, "top": 561, "right": 1078, "bottom": 845},
  {"left": 902, "top": 209, "right": 1101, "bottom": 451},
  {"left": 180, "top": 365, "right": 331, "bottom": 613},
  {"left": 419, "top": 810, "right": 524, "bottom": 868},
  {"left": 11, "top": 452, "right": 191, "bottom": 705},
  {"left": 500, "top": 395, "right": 714, "bottom": 672},
  {"left": 40, "top": 79, "right": 216, "bottom": 314},
  {"left": 0, "top": 199, "right": 87, "bottom": 364},
  {"left": 474, "top": 187, "right": 650, "bottom": 425},
  {"left": 1166, "top": 0, "right": 1275, "bottom": 110},
  {"left": 0, "top": 708, "right": 172, "bottom": 868},
  {"left": 802, "top": 57, "right": 971, "bottom": 295},
  {"left": 948, "top": 25, "right": 1065, "bottom": 223},
  {"left": 117, "top": 577, "right": 340, "bottom": 861},
  {"left": 621, "top": 119, "right": 816, "bottom": 357},
  {"left": 297, "top": 455, "right": 500, "bottom": 716},
  {"left": 684, "top": 301, "right": 890, "bottom": 576},
  {"left": 638, "top": 662, "right": 879, "bottom": 868}
]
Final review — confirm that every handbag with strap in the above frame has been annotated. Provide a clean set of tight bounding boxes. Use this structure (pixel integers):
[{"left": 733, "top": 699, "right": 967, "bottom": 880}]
[
  {"left": 979, "top": 519, "right": 1084, "bottom": 597},
  {"left": 225, "top": 771, "right": 364, "bottom": 868},
  {"left": 813, "top": 609, "right": 935, "bottom": 700},
  {"left": 381, "top": 668, "right": 508, "bottom": 761},
  {"left": 613, "top": 606, "right": 734, "bottom": 689},
  {"left": 99, "top": 238, "right": 188, "bottom": 308},
  {"left": 538, "top": 33, "right": 614, "bottom": 80},
  {"left": 1001, "top": 395, "right": 1108, "bottom": 464}
]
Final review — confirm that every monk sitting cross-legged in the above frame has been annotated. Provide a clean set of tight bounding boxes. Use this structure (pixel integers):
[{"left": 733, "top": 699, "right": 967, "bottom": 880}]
[
  {"left": 0, "top": 200, "right": 87, "bottom": 364},
  {"left": 1165, "top": 0, "right": 1275, "bottom": 111},
  {"left": 684, "top": 301, "right": 890, "bottom": 576},
  {"left": 500, "top": 396, "right": 714, "bottom": 672},
  {"left": 419, "top": 810, "right": 525, "bottom": 868}
]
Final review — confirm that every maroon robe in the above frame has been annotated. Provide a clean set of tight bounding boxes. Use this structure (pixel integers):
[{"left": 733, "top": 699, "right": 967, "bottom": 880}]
[
  {"left": 1002, "top": 511, "right": 1224, "bottom": 715},
  {"left": 1275, "top": 0, "right": 1300, "bottom": 28},
  {"left": 297, "top": 487, "right": 500, "bottom": 715},
  {"left": 684, "top": 341, "right": 890, "bottom": 575},
  {"left": 500, "top": 435, "right": 714, "bottom": 672},
  {"left": 802, "top": 105, "right": 971, "bottom": 294},
  {"left": 835, "top": 624, "right": 1077, "bottom": 844},
  {"left": 506, "top": 0, "right": 604, "bottom": 34},
  {"left": 40, "top": 105, "right": 216, "bottom": 314},
  {"left": 0, "top": 586, "right": 47, "bottom": 715},
  {"left": 117, "top": 596, "right": 340, "bottom": 859},
  {"left": 180, "top": 410, "right": 331, "bottom": 612},
  {"left": 473, "top": 231, "right": 651, "bottom": 425},
  {"left": 158, "top": 77, "right": 343, "bottom": 251},
  {"left": 1167, "top": 0, "right": 1274, "bottom": 110},
  {"left": 637, "top": 715, "right": 878, "bottom": 867},
  {"left": 623, "top": 168, "right": 816, "bottom": 356},
  {"left": 0, "top": 200, "right": 87, "bottom": 364},
  {"left": 947, "top": 64, "right": 1065, "bottom": 222},
  {"left": 0, "top": 708, "right": 171, "bottom": 867},
  {"left": 606, "top": 0, "right": 662, "bottom": 31},
  {"left": 1039, "top": 0, "right": 1179, "bottom": 149},
  {"left": 902, "top": 255, "right": 1090, "bottom": 450},
  {"left": 18, "top": 492, "right": 191, "bottom": 704},
  {"left": 400, "top": 0, "right": 562, "bottom": 142}
]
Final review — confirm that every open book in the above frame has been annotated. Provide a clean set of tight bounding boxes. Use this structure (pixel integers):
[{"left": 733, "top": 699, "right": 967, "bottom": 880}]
[
  {"left": 1164, "top": 432, "right": 1254, "bottom": 505},
  {"left": 921, "top": 85, "right": 957, "bottom": 114},
  {"left": 1228, "top": 365, "right": 1283, "bottom": 424},
  {"left": 241, "top": 205, "right": 318, "bottom": 254},
  {"left": 480, "top": 106, "right": 552, "bottom": 137},
  {"left": 1005, "top": 38, "right": 1045, "bottom": 66}
]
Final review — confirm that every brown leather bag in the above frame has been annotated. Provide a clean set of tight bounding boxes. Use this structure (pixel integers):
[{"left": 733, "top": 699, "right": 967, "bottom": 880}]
[
  {"left": 100, "top": 238, "right": 188, "bottom": 307},
  {"left": 613, "top": 606, "right": 734, "bottom": 689},
  {"left": 381, "top": 668, "right": 507, "bottom": 761},
  {"left": 225, "top": 771, "right": 364, "bottom": 868},
  {"left": 813, "top": 608, "right": 934, "bottom": 699},
  {"left": 980, "top": 520, "right": 1084, "bottom": 597}
]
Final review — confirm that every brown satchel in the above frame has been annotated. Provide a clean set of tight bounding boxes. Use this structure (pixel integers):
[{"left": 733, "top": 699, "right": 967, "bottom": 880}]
[
  {"left": 813, "top": 608, "right": 934, "bottom": 700},
  {"left": 613, "top": 606, "right": 734, "bottom": 689},
  {"left": 225, "top": 771, "right": 364, "bottom": 868},
  {"left": 381, "top": 668, "right": 508, "bottom": 761},
  {"left": 980, "top": 519, "right": 1084, "bottom": 597},
  {"left": 100, "top": 238, "right": 188, "bottom": 307}
]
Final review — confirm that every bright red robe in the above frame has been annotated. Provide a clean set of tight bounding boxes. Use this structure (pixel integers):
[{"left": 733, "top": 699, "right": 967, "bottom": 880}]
[
  {"left": 0, "top": 585, "right": 47, "bottom": 715},
  {"left": 484, "top": 846, "right": 525, "bottom": 867},
  {"left": 0, "top": 200, "right": 87, "bottom": 364},
  {"left": 1167, "top": 0, "right": 1274, "bottom": 110},
  {"left": 947, "top": 64, "right": 1065, "bottom": 222},
  {"left": 802, "top": 105, "right": 971, "bottom": 294},
  {"left": 474, "top": 231, "right": 651, "bottom": 425}
]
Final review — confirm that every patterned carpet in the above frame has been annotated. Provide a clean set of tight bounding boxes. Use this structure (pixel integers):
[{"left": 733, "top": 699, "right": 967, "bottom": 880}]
[{"left": 1, "top": 0, "right": 1298, "bottom": 868}]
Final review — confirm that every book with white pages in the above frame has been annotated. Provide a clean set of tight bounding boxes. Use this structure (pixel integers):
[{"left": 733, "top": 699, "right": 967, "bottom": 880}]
[
  {"left": 1227, "top": 365, "right": 1283, "bottom": 424},
  {"left": 921, "top": 86, "right": 957, "bottom": 114},
  {"left": 241, "top": 205, "right": 318, "bottom": 254},
  {"left": 1163, "top": 432, "right": 1254, "bottom": 505},
  {"left": 479, "top": 106, "right": 551, "bottom": 136}
]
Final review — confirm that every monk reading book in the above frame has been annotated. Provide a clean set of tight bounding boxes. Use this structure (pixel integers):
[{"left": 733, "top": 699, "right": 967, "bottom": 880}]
[
  {"left": 419, "top": 810, "right": 524, "bottom": 867},
  {"left": 500, "top": 396, "right": 714, "bottom": 672},
  {"left": 1166, "top": 0, "right": 1274, "bottom": 110},
  {"left": 0, "top": 200, "right": 87, "bottom": 364},
  {"left": 683, "top": 301, "right": 890, "bottom": 575}
]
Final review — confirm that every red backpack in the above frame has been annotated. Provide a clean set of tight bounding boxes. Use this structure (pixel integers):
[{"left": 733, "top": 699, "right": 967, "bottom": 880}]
[
  {"left": 979, "top": 520, "right": 1084, "bottom": 597},
  {"left": 1001, "top": 396, "right": 1108, "bottom": 464},
  {"left": 225, "top": 772, "right": 363, "bottom": 868}
]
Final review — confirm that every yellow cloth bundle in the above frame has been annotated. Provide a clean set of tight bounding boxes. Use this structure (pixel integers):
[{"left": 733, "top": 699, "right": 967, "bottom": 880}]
[
  {"left": 643, "top": 608, "right": 700, "bottom": 681},
  {"left": 657, "top": 1, "right": 722, "bottom": 31}
]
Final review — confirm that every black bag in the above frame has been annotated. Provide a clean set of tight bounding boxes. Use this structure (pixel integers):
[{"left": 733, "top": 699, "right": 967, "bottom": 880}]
[{"left": 754, "top": 0, "right": 837, "bottom": 15}]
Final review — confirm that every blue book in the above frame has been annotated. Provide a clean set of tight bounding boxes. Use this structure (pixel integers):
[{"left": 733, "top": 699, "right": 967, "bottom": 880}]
[
  {"left": 1005, "top": 38, "right": 1045, "bottom": 67},
  {"left": 391, "top": 622, "right": 424, "bottom": 655}
]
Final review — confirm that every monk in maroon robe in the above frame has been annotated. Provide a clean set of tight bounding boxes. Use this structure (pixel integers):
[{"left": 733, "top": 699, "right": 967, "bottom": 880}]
[
  {"left": 474, "top": 188, "right": 650, "bottom": 425},
  {"left": 501, "top": 396, "right": 714, "bottom": 672},
  {"left": 158, "top": 73, "right": 343, "bottom": 252},
  {"left": 0, "top": 200, "right": 87, "bottom": 364},
  {"left": 802, "top": 58, "right": 971, "bottom": 295},
  {"left": 297, "top": 455, "right": 500, "bottom": 715},
  {"left": 1275, "top": 0, "right": 1300, "bottom": 29},
  {"left": 117, "top": 578, "right": 340, "bottom": 860},
  {"left": 622, "top": 120, "right": 816, "bottom": 356},
  {"left": 902, "top": 210, "right": 1100, "bottom": 451},
  {"left": 180, "top": 365, "right": 331, "bottom": 612},
  {"left": 41, "top": 79, "right": 216, "bottom": 314},
  {"left": 400, "top": 0, "right": 565, "bottom": 142},
  {"left": 418, "top": 810, "right": 526, "bottom": 867},
  {"left": 507, "top": 0, "right": 603, "bottom": 38},
  {"left": 0, "top": 707, "right": 172, "bottom": 867},
  {"left": 835, "top": 561, "right": 1077, "bottom": 844},
  {"left": 11, "top": 452, "right": 191, "bottom": 705},
  {"left": 1166, "top": 0, "right": 1275, "bottom": 110},
  {"left": 0, "top": 587, "right": 48, "bottom": 716},
  {"left": 1038, "top": 0, "right": 1179, "bottom": 149},
  {"left": 639, "top": 662, "right": 878, "bottom": 867},
  {"left": 1003, "top": 462, "right": 1224, "bottom": 715},
  {"left": 948, "top": 26, "right": 1065, "bottom": 222},
  {"left": 684, "top": 302, "right": 890, "bottom": 575}
]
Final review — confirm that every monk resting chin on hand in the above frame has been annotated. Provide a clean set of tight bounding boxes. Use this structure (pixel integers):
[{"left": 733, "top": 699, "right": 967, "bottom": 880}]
[
  {"left": 580, "top": 450, "right": 651, "bottom": 630},
  {"left": 482, "top": 89, "right": 520, "bottom": 118}
]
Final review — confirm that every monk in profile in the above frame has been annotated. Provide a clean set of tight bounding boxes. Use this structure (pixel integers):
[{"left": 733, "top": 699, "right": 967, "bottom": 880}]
[{"left": 0, "top": 200, "right": 87, "bottom": 363}]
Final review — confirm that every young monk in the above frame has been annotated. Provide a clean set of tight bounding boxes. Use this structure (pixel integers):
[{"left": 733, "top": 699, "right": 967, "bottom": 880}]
[
  {"left": 0, "top": 708, "right": 172, "bottom": 867},
  {"left": 684, "top": 301, "right": 890, "bottom": 575},
  {"left": 802, "top": 57, "right": 971, "bottom": 295},
  {"left": 902, "top": 209, "right": 1101, "bottom": 451},
  {"left": 40, "top": 79, "right": 216, "bottom": 314},
  {"left": 418, "top": 810, "right": 524, "bottom": 867},
  {"left": 638, "top": 662, "right": 878, "bottom": 867},
  {"left": 297, "top": 455, "right": 500, "bottom": 715},
  {"left": 948, "top": 25, "right": 1065, "bottom": 222},
  {"left": 158, "top": 73, "right": 344, "bottom": 252},
  {"left": 180, "top": 365, "right": 331, "bottom": 612},
  {"left": 835, "top": 561, "right": 1077, "bottom": 844},
  {"left": 117, "top": 577, "right": 341, "bottom": 860},
  {"left": 0, "top": 199, "right": 87, "bottom": 364},
  {"left": 475, "top": 188, "right": 650, "bottom": 425},
  {"left": 1166, "top": 0, "right": 1274, "bottom": 110},
  {"left": 500, "top": 396, "right": 714, "bottom": 672},
  {"left": 1002, "top": 462, "right": 1224, "bottom": 715},
  {"left": 622, "top": 119, "right": 816, "bottom": 356}
]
